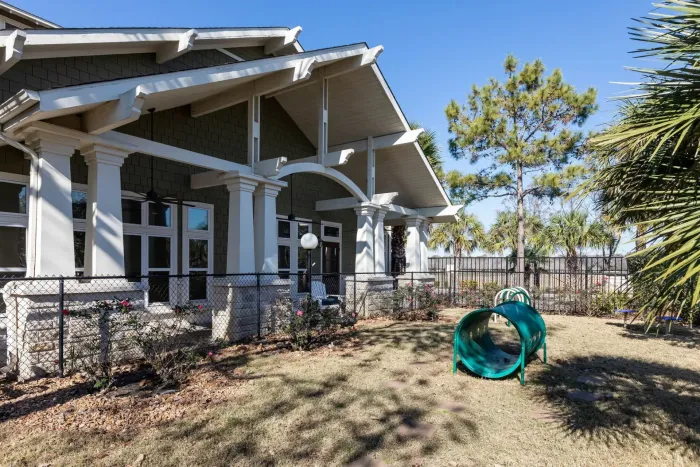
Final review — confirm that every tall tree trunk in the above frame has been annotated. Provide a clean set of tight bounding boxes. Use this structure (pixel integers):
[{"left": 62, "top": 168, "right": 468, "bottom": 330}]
[
  {"left": 516, "top": 162, "right": 525, "bottom": 285},
  {"left": 391, "top": 225, "right": 406, "bottom": 274},
  {"left": 635, "top": 224, "right": 645, "bottom": 252}
]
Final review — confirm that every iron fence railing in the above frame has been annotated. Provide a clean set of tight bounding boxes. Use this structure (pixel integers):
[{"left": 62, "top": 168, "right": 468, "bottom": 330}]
[{"left": 428, "top": 256, "right": 630, "bottom": 314}]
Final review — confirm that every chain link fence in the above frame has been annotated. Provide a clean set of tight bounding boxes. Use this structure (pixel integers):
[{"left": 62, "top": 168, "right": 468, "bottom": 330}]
[{"left": 0, "top": 271, "right": 444, "bottom": 381}]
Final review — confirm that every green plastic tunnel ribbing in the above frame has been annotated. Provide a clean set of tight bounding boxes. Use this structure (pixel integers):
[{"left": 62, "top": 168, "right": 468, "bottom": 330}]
[{"left": 452, "top": 301, "right": 547, "bottom": 385}]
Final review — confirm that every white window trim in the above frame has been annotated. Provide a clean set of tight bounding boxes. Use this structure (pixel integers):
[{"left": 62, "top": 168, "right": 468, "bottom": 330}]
[
  {"left": 0, "top": 173, "right": 29, "bottom": 275},
  {"left": 74, "top": 183, "right": 179, "bottom": 304},
  {"left": 182, "top": 202, "right": 214, "bottom": 304},
  {"left": 320, "top": 220, "right": 342, "bottom": 275},
  {"left": 277, "top": 215, "right": 312, "bottom": 278}
]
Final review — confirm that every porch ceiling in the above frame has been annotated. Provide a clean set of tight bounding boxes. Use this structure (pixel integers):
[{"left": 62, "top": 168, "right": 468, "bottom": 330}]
[
  {"left": 274, "top": 65, "right": 406, "bottom": 147},
  {"left": 334, "top": 142, "right": 447, "bottom": 209}
]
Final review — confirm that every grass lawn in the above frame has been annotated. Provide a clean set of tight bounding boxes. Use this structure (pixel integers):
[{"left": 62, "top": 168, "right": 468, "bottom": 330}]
[{"left": 1, "top": 310, "right": 699, "bottom": 466}]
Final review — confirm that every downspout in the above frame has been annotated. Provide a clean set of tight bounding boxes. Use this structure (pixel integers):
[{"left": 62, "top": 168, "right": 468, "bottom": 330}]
[{"left": 0, "top": 132, "right": 38, "bottom": 276}]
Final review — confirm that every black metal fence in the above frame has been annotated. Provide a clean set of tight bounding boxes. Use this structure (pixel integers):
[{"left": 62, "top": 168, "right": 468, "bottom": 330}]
[
  {"left": 428, "top": 256, "right": 630, "bottom": 314},
  {"left": 0, "top": 258, "right": 631, "bottom": 381}
]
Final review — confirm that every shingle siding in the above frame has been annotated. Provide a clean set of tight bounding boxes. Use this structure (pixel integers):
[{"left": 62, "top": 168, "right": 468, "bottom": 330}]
[
  {"left": 0, "top": 48, "right": 270, "bottom": 102},
  {"left": 0, "top": 49, "right": 360, "bottom": 274}
]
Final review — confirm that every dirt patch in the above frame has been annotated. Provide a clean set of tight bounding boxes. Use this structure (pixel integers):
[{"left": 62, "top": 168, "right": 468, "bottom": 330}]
[{"left": 0, "top": 313, "right": 698, "bottom": 466}]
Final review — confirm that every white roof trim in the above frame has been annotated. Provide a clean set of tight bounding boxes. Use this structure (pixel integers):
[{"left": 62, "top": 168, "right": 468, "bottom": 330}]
[
  {"left": 0, "top": 26, "right": 303, "bottom": 64},
  {"left": 0, "top": 43, "right": 372, "bottom": 134},
  {"left": 0, "top": 1, "right": 60, "bottom": 29}
]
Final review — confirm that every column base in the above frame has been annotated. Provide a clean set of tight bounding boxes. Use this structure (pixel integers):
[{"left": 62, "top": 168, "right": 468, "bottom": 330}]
[
  {"left": 345, "top": 274, "right": 395, "bottom": 318},
  {"left": 212, "top": 278, "right": 291, "bottom": 342},
  {"left": 2, "top": 279, "right": 147, "bottom": 381}
]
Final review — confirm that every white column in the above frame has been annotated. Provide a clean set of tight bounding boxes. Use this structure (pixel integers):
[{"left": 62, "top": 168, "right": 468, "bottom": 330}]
[
  {"left": 419, "top": 219, "right": 431, "bottom": 273},
  {"left": 366, "top": 136, "right": 375, "bottom": 198},
  {"left": 254, "top": 180, "right": 284, "bottom": 274},
  {"left": 317, "top": 73, "right": 329, "bottom": 165},
  {"left": 404, "top": 216, "right": 423, "bottom": 273},
  {"left": 225, "top": 173, "right": 258, "bottom": 274},
  {"left": 354, "top": 204, "right": 377, "bottom": 273},
  {"left": 373, "top": 207, "right": 387, "bottom": 274},
  {"left": 25, "top": 130, "right": 79, "bottom": 277},
  {"left": 82, "top": 144, "right": 129, "bottom": 276},
  {"left": 247, "top": 94, "right": 261, "bottom": 171}
]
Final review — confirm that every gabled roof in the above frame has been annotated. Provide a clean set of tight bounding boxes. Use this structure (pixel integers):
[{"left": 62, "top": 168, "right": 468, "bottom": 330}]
[
  {"left": 0, "top": 25, "right": 304, "bottom": 76},
  {"left": 0, "top": 1, "right": 60, "bottom": 29}
]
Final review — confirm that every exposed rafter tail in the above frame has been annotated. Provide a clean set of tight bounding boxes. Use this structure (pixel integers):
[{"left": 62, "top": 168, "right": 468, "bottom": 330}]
[
  {"left": 156, "top": 28, "right": 198, "bottom": 64},
  {"left": 0, "top": 30, "right": 27, "bottom": 75}
]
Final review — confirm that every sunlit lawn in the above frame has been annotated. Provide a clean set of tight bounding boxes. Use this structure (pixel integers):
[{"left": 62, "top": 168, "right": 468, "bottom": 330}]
[{"left": 1, "top": 310, "right": 699, "bottom": 466}]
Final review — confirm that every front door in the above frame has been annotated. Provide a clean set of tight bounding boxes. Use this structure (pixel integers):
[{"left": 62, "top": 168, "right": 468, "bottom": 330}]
[{"left": 322, "top": 242, "right": 340, "bottom": 295}]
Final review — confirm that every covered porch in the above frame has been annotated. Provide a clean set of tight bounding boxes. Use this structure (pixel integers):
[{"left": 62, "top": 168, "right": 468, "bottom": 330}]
[{"left": 0, "top": 42, "right": 458, "bottom": 378}]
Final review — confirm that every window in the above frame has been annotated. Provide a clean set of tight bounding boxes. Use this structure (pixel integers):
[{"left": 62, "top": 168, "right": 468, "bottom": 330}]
[
  {"left": 183, "top": 204, "right": 213, "bottom": 302},
  {"left": 320, "top": 221, "right": 343, "bottom": 277},
  {"left": 0, "top": 181, "right": 26, "bottom": 214},
  {"left": 122, "top": 199, "right": 142, "bottom": 225},
  {"left": 116, "top": 194, "right": 178, "bottom": 304},
  {"left": 277, "top": 216, "right": 312, "bottom": 289},
  {"left": 323, "top": 224, "right": 340, "bottom": 239},
  {"left": 149, "top": 203, "right": 172, "bottom": 227},
  {"left": 0, "top": 176, "right": 29, "bottom": 277},
  {"left": 72, "top": 191, "right": 87, "bottom": 220}
]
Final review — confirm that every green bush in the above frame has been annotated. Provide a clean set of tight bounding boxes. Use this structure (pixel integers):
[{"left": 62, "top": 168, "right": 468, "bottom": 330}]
[
  {"left": 392, "top": 282, "right": 440, "bottom": 321},
  {"left": 283, "top": 295, "right": 355, "bottom": 350},
  {"left": 587, "top": 291, "right": 629, "bottom": 318}
]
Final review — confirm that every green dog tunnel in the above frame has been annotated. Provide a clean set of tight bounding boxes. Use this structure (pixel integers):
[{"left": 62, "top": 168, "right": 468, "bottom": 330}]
[{"left": 452, "top": 301, "right": 547, "bottom": 385}]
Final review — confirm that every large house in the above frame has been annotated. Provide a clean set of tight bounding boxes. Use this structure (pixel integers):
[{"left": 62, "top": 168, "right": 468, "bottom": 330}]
[{"left": 0, "top": 2, "right": 457, "bottom": 377}]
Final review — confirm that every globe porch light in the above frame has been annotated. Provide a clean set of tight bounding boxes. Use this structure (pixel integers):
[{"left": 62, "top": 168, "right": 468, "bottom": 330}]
[{"left": 300, "top": 232, "right": 319, "bottom": 250}]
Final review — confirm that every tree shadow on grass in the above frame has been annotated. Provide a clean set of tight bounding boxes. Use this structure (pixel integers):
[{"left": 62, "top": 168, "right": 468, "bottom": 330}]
[
  {"left": 143, "top": 368, "right": 479, "bottom": 466},
  {"left": 531, "top": 355, "right": 700, "bottom": 457},
  {"left": 606, "top": 321, "right": 700, "bottom": 350}
]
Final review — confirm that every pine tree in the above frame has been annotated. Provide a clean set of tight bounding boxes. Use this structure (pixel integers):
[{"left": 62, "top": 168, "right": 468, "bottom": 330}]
[{"left": 445, "top": 55, "right": 596, "bottom": 282}]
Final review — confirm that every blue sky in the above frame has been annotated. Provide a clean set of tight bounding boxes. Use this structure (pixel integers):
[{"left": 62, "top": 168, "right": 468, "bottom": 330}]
[{"left": 22, "top": 0, "right": 651, "bottom": 251}]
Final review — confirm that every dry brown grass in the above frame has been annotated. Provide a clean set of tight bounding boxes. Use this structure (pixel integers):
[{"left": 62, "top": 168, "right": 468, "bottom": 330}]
[{"left": 1, "top": 311, "right": 700, "bottom": 466}]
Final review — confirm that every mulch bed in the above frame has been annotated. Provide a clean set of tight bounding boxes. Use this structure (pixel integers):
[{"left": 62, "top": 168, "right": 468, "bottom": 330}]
[{"left": 0, "top": 331, "right": 367, "bottom": 435}]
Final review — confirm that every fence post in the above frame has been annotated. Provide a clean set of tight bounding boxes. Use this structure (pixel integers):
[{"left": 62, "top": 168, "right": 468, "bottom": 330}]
[
  {"left": 256, "top": 273, "right": 261, "bottom": 338},
  {"left": 452, "top": 255, "right": 457, "bottom": 305},
  {"left": 57, "top": 276, "right": 65, "bottom": 378},
  {"left": 411, "top": 271, "right": 415, "bottom": 311},
  {"left": 353, "top": 272, "right": 357, "bottom": 315}
]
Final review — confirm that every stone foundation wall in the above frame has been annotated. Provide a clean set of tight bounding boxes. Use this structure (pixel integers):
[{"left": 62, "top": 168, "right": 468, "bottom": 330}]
[
  {"left": 345, "top": 275, "right": 396, "bottom": 318},
  {"left": 212, "top": 278, "right": 292, "bottom": 342},
  {"left": 2, "top": 280, "right": 147, "bottom": 380}
]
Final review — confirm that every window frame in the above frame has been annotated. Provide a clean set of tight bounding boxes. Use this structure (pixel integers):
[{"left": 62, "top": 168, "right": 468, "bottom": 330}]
[
  {"left": 320, "top": 220, "right": 342, "bottom": 275},
  {"left": 182, "top": 202, "right": 214, "bottom": 304},
  {"left": 0, "top": 173, "right": 29, "bottom": 274}
]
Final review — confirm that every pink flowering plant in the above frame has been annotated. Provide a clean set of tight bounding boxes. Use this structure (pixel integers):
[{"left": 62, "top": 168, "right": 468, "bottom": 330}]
[
  {"left": 392, "top": 282, "right": 440, "bottom": 321},
  {"left": 283, "top": 295, "right": 355, "bottom": 350}
]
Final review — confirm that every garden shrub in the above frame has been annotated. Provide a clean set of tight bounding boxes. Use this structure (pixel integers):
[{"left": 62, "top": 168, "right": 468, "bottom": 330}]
[
  {"left": 283, "top": 295, "right": 355, "bottom": 350},
  {"left": 64, "top": 298, "right": 137, "bottom": 389},
  {"left": 586, "top": 291, "right": 628, "bottom": 317},
  {"left": 392, "top": 282, "right": 440, "bottom": 321},
  {"left": 128, "top": 302, "right": 207, "bottom": 388}
]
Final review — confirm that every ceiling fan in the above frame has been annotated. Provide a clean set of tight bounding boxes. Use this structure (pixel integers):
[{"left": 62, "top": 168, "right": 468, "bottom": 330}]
[
  {"left": 132, "top": 108, "right": 194, "bottom": 208},
  {"left": 285, "top": 173, "right": 323, "bottom": 227}
]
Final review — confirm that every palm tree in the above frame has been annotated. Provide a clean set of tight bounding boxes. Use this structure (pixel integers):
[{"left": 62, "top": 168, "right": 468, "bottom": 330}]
[
  {"left": 483, "top": 210, "right": 550, "bottom": 256},
  {"left": 410, "top": 121, "right": 444, "bottom": 182},
  {"left": 392, "top": 122, "right": 445, "bottom": 273},
  {"left": 428, "top": 211, "right": 485, "bottom": 257},
  {"left": 585, "top": 1, "right": 700, "bottom": 321},
  {"left": 547, "top": 210, "right": 607, "bottom": 272}
]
